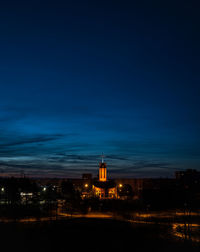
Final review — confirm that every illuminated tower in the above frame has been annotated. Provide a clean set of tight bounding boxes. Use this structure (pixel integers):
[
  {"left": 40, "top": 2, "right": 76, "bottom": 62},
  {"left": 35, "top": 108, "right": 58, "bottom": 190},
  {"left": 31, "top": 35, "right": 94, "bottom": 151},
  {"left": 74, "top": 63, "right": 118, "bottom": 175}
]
[{"left": 99, "top": 153, "right": 107, "bottom": 182}]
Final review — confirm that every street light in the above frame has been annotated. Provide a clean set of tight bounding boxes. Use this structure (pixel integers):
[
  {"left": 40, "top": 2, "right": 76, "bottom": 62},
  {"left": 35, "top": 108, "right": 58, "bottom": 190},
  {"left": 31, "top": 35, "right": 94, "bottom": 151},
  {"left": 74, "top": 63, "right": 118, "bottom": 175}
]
[
  {"left": 119, "top": 184, "right": 123, "bottom": 188},
  {"left": 84, "top": 184, "right": 89, "bottom": 188},
  {"left": 1, "top": 187, "right": 4, "bottom": 192}
]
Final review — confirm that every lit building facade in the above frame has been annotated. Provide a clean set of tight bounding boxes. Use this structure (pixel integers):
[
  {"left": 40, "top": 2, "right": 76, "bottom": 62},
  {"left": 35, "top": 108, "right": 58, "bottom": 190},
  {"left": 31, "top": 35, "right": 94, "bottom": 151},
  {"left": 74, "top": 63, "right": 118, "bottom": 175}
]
[
  {"left": 92, "top": 157, "right": 117, "bottom": 199},
  {"left": 99, "top": 161, "right": 107, "bottom": 182}
]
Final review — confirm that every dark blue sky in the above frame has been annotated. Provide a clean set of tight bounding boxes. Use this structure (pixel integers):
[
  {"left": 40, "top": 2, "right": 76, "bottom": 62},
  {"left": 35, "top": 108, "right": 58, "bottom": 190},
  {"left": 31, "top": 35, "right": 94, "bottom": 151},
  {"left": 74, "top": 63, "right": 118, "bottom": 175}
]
[{"left": 0, "top": 0, "right": 200, "bottom": 178}]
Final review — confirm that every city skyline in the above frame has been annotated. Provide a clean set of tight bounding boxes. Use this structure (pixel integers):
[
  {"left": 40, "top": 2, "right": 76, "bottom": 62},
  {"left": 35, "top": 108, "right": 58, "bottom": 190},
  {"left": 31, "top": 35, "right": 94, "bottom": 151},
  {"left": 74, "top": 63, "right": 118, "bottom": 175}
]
[{"left": 0, "top": 1, "right": 200, "bottom": 178}]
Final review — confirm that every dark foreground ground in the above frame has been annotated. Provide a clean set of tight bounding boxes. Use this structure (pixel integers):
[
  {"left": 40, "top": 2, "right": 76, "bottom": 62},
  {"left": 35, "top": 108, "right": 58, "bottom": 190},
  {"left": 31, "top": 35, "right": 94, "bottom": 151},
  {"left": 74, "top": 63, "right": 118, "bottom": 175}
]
[{"left": 0, "top": 218, "right": 199, "bottom": 252}]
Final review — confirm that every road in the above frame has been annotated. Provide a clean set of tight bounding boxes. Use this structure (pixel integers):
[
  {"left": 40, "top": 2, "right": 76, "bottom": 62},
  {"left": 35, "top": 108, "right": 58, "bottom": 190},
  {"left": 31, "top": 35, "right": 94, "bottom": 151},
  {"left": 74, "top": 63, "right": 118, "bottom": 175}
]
[{"left": 0, "top": 210, "right": 200, "bottom": 242}]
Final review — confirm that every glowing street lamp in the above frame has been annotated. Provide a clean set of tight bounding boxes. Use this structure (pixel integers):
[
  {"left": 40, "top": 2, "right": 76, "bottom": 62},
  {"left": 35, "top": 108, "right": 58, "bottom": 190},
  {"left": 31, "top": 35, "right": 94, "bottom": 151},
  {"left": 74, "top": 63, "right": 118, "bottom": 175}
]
[
  {"left": 119, "top": 184, "right": 123, "bottom": 188},
  {"left": 84, "top": 184, "right": 89, "bottom": 188},
  {"left": 43, "top": 187, "right": 47, "bottom": 192},
  {"left": 1, "top": 187, "right": 4, "bottom": 192}
]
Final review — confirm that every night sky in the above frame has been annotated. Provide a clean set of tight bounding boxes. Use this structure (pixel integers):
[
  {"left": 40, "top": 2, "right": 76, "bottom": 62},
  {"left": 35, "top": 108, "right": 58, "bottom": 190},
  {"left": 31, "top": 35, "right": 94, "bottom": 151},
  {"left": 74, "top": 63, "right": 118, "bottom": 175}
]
[{"left": 0, "top": 0, "right": 200, "bottom": 178}]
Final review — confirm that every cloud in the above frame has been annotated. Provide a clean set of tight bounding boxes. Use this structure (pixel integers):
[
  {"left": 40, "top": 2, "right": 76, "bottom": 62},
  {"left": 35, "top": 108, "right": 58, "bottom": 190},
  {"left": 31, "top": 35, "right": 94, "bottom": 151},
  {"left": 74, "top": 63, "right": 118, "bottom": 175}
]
[
  {"left": 0, "top": 131, "right": 69, "bottom": 158},
  {"left": 0, "top": 134, "right": 64, "bottom": 148},
  {"left": 0, "top": 105, "right": 199, "bottom": 178},
  {"left": 0, "top": 150, "right": 175, "bottom": 178}
]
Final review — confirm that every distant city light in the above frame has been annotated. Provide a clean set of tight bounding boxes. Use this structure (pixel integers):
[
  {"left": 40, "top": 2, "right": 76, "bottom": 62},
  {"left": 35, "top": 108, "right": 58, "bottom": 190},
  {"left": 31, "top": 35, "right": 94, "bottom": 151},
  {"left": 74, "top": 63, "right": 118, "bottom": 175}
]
[
  {"left": 1, "top": 187, "right": 4, "bottom": 192},
  {"left": 20, "top": 192, "right": 33, "bottom": 196},
  {"left": 43, "top": 187, "right": 47, "bottom": 191},
  {"left": 84, "top": 184, "right": 88, "bottom": 188},
  {"left": 119, "top": 184, "right": 123, "bottom": 188}
]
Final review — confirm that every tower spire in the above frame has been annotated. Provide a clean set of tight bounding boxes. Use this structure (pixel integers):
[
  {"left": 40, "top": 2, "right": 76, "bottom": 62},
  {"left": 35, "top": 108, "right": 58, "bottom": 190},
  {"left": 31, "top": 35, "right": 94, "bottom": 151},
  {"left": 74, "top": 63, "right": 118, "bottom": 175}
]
[{"left": 101, "top": 152, "right": 104, "bottom": 163}]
